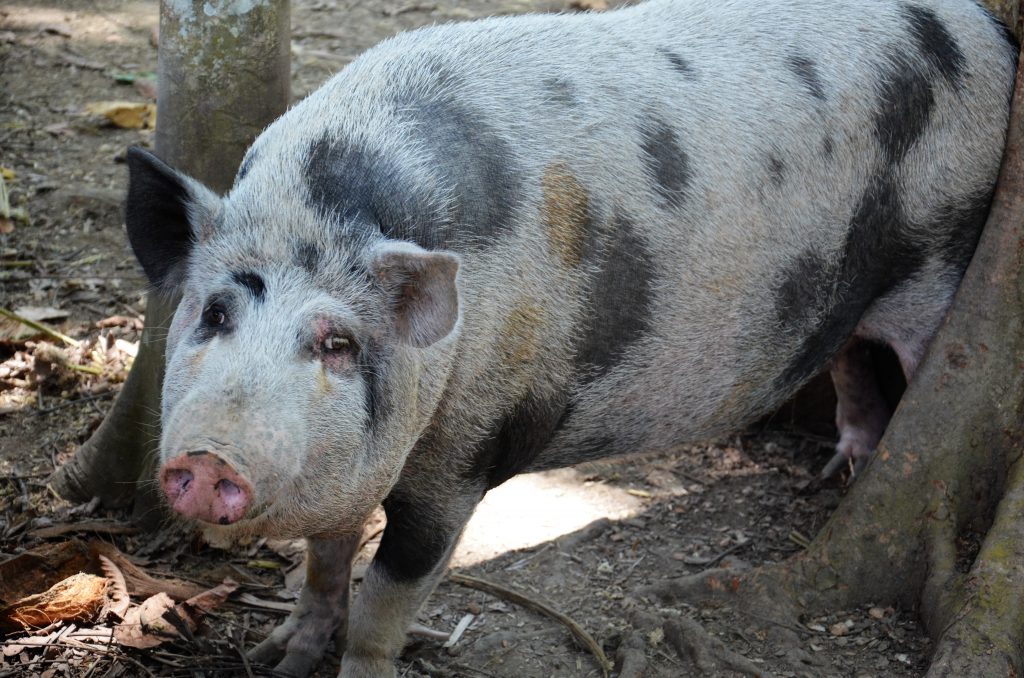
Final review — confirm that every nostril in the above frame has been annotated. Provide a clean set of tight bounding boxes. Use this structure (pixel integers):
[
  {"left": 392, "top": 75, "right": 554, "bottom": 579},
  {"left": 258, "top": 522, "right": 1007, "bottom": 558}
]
[{"left": 216, "top": 478, "right": 242, "bottom": 499}]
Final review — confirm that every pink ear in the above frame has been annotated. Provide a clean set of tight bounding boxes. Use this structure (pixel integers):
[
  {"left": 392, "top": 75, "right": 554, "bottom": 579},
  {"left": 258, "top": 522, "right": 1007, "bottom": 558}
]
[{"left": 369, "top": 243, "right": 460, "bottom": 347}]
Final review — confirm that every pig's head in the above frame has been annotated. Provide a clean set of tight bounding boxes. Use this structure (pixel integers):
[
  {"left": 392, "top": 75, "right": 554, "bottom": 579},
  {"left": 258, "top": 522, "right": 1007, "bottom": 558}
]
[{"left": 124, "top": 147, "right": 461, "bottom": 539}]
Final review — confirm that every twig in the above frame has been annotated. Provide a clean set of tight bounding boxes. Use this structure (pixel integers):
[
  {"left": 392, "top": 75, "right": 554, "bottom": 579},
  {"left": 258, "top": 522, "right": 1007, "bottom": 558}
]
[
  {"left": 33, "top": 391, "right": 115, "bottom": 415},
  {"left": 0, "top": 306, "right": 80, "bottom": 346},
  {"left": 788, "top": 529, "right": 812, "bottom": 549},
  {"left": 30, "top": 519, "right": 139, "bottom": 539},
  {"left": 65, "top": 363, "right": 104, "bottom": 375},
  {"left": 448, "top": 572, "right": 612, "bottom": 677},
  {"left": 442, "top": 613, "right": 474, "bottom": 649}
]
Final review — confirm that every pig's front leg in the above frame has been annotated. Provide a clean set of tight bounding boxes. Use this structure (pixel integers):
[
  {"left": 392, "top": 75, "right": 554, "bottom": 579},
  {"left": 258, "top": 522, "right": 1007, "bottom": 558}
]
[
  {"left": 249, "top": 534, "right": 360, "bottom": 677},
  {"left": 340, "top": 485, "right": 479, "bottom": 678}
]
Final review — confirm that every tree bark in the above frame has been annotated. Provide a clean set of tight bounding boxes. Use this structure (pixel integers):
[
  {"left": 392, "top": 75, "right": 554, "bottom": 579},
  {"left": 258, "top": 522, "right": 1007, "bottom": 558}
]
[{"left": 50, "top": 0, "right": 290, "bottom": 520}]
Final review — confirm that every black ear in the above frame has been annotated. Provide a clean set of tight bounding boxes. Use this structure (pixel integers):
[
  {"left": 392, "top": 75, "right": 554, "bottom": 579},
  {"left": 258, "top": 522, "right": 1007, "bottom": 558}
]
[
  {"left": 369, "top": 242, "right": 460, "bottom": 348},
  {"left": 125, "top": 147, "right": 221, "bottom": 290}
]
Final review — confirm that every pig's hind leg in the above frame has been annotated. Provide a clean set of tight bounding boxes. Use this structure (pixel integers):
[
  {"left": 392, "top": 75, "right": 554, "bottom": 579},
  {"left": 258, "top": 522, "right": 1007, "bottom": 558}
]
[
  {"left": 821, "top": 339, "right": 892, "bottom": 478},
  {"left": 822, "top": 283, "right": 954, "bottom": 478},
  {"left": 249, "top": 535, "right": 360, "bottom": 677}
]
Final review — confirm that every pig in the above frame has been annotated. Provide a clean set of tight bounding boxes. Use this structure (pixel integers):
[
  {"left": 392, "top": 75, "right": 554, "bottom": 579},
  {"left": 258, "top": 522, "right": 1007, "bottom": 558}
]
[{"left": 124, "top": 0, "right": 1016, "bottom": 675}]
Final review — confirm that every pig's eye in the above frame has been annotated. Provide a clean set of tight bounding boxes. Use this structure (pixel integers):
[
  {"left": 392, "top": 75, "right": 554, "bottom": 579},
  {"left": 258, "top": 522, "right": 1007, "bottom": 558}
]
[
  {"left": 202, "top": 303, "right": 228, "bottom": 327},
  {"left": 322, "top": 334, "right": 352, "bottom": 353}
]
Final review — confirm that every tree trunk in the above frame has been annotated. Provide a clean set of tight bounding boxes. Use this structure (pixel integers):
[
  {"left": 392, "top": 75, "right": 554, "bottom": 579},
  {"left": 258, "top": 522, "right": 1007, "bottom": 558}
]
[{"left": 49, "top": 0, "right": 290, "bottom": 521}]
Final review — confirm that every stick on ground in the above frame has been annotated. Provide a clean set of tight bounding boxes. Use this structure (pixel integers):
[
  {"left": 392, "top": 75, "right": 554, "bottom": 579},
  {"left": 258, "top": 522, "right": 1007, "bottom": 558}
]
[{"left": 448, "top": 571, "right": 612, "bottom": 677}]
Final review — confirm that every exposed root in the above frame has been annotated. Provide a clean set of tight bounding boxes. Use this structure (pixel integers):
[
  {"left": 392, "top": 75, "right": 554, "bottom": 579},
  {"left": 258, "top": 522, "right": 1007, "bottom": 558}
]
[
  {"left": 924, "top": 455, "right": 1024, "bottom": 678},
  {"left": 661, "top": 616, "right": 764, "bottom": 676},
  {"left": 613, "top": 631, "right": 648, "bottom": 678}
]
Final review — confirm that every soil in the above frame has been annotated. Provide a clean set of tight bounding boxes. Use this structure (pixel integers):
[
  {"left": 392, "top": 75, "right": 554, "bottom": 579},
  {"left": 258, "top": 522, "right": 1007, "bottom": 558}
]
[{"left": 0, "top": 1, "right": 932, "bottom": 676}]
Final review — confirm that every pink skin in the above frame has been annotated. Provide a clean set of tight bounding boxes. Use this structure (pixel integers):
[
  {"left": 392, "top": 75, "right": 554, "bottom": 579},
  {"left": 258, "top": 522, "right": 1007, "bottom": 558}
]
[{"left": 160, "top": 451, "right": 254, "bottom": 524}]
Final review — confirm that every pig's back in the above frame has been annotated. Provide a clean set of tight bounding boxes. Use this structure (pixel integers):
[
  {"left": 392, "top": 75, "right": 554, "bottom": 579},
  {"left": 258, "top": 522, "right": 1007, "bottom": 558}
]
[{"left": 244, "top": 0, "right": 1016, "bottom": 480}]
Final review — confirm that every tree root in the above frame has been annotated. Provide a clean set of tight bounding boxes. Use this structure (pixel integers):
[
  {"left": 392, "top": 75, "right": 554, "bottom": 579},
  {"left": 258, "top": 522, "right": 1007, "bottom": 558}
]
[
  {"left": 613, "top": 631, "right": 648, "bottom": 678},
  {"left": 49, "top": 293, "right": 177, "bottom": 516},
  {"left": 636, "top": 564, "right": 821, "bottom": 677},
  {"left": 924, "top": 455, "right": 1024, "bottom": 678}
]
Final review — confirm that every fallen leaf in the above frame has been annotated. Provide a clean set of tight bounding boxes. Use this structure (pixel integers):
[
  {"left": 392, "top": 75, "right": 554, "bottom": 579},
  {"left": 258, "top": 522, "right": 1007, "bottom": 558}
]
[
  {"left": 180, "top": 578, "right": 238, "bottom": 615},
  {"left": 82, "top": 101, "right": 157, "bottom": 129},
  {"left": 113, "top": 579, "right": 238, "bottom": 649},
  {"left": 113, "top": 592, "right": 178, "bottom": 649},
  {"left": 89, "top": 541, "right": 205, "bottom": 602},
  {"left": 98, "top": 555, "right": 130, "bottom": 619}
]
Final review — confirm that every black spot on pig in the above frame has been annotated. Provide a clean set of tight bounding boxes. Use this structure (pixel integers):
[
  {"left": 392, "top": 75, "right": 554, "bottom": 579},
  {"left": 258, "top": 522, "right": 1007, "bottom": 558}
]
[
  {"left": 577, "top": 214, "right": 654, "bottom": 382},
  {"left": 786, "top": 53, "right": 826, "bottom": 101},
  {"left": 356, "top": 340, "right": 392, "bottom": 427},
  {"left": 822, "top": 136, "right": 835, "bottom": 159},
  {"left": 768, "top": 154, "right": 786, "bottom": 187},
  {"left": 235, "top": 149, "right": 258, "bottom": 184},
  {"left": 659, "top": 49, "right": 696, "bottom": 78},
  {"left": 543, "top": 77, "right": 579, "bottom": 107},
  {"left": 305, "top": 135, "right": 447, "bottom": 249},
  {"left": 873, "top": 55, "right": 935, "bottom": 167},
  {"left": 901, "top": 4, "right": 966, "bottom": 85},
  {"left": 933, "top": 189, "right": 993, "bottom": 271},
  {"left": 774, "top": 250, "right": 835, "bottom": 326},
  {"left": 777, "top": 174, "right": 926, "bottom": 387},
  {"left": 376, "top": 492, "right": 451, "bottom": 582},
  {"left": 231, "top": 271, "right": 266, "bottom": 302},
  {"left": 640, "top": 119, "right": 691, "bottom": 209},
  {"left": 402, "top": 95, "right": 523, "bottom": 246},
  {"left": 292, "top": 240, "right": 322, "bottom": 274},
  {"left": 469, "top": 390, "right": 570, "bottom": 490}
]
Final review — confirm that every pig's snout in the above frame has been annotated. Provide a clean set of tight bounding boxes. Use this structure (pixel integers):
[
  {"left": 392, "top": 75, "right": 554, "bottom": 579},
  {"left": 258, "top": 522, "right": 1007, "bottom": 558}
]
[{"left": 160, "top": 451, "right": 253, "bottom": 525}]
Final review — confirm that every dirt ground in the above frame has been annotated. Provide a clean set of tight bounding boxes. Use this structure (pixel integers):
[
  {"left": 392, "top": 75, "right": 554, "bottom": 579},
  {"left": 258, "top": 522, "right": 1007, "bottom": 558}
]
[{"left": 1, "top": 1, "right": 932, "bottom": 676}]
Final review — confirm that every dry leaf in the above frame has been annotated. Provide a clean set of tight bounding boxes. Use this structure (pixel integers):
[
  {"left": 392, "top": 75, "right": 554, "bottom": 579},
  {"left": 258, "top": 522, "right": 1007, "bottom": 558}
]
[
  {"left": 113, "top": 592, "right": 178, "bottom": 649},
  {"left": 89, "top": 541, "right": 204, "bottom": 601},
  {"left": 180, "top": 578, "right": 238, "bottom": 615},
  {"left": 112, "top": 579, "right": 238, "bottom": 649},
  {"left": 98, "top": 555, "right": 130, "bottom": 619},
  {"left": 82, "top": 101, "right": 157, "bottom": 129},
  {"left": 0, "top": 573, "right": 108, "bottom": 632}
]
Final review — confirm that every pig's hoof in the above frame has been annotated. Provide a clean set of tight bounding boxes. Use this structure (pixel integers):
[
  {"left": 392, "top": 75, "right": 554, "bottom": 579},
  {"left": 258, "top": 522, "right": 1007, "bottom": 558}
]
[
  {"left": 821, "top": 450, "right": 851, "bottom": 479},
  {"left": 821, "top": 449, "right": 871, "bottom": 481}
]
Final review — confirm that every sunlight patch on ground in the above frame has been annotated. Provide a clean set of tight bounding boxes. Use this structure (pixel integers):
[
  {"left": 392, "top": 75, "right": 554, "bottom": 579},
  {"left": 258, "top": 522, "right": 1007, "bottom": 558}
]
[{"left": 452, "top": 467, "right": 645, "bottom": 567}]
